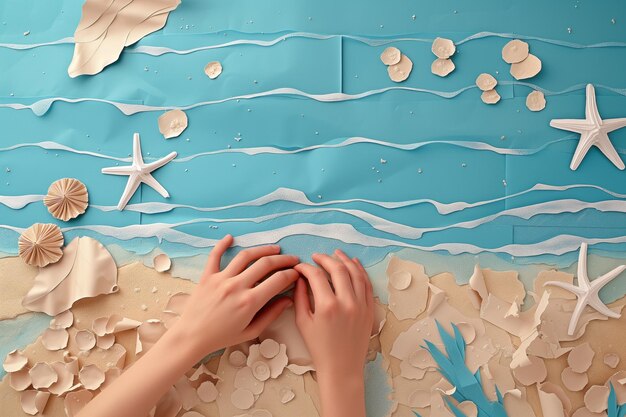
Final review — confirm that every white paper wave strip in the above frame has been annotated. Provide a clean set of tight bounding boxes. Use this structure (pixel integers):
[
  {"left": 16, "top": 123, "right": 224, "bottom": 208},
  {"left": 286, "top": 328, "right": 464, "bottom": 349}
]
[{"left": 3, "top": 83, "right": 625, "bottom": 116}]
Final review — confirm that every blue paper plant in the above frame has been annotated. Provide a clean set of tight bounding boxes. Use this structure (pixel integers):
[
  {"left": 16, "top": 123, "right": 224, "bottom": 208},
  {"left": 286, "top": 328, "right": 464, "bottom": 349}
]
[
  {"left": 608, "top": 383, "right": 626, "bottom": 417},
  {"left": 414, "top": 321, "right": 508, "bottom": 417}
]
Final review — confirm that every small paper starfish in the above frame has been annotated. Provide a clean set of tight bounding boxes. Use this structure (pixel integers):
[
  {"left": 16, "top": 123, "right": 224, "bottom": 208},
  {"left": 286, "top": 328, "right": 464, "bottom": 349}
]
[
  {"left": 544, "top": 242, "right": 626, "bottom": 336},
  {"left": 102, "top": 133, "right": 177, "bottom": 210},
  {"left": 550, "top": 84, "right": 626, "bottom": 171}
]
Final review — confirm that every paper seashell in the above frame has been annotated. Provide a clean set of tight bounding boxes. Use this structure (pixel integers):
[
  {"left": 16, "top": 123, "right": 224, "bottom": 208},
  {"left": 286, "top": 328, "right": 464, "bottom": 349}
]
[
  {"left": 502, "top": 39, "right": 530, "bottom": 64},
  {"left": 4, "top": 349, "right": 28, "bottom": 373},
  {"left": 431, "top": 58, "right": 455, "bottom": 77},
  {"left": 512, "top": 356, "right": 547, "bottom": 386},
  {"left": 18, "top": 223, "right": 64, "bottom": 267},
  {"left": 21, "top": 390, "right": 50, "bottom": 415},
  {"left": 78, "top": 364, "right": 105, "bottom": 390},
  {"left": 229, "top": 351, "right": 247, "bottom": 368},
  {"left": 584, "top": 385, "right": 610, "bottom": 413},
  {"left": 475, "top": 73, "right": 498, "bottom": 91},
  {"left": 251, "top": 361, "right": 271, "bottom": 381},
  {"left": 380, "top": 47, "right": 401, "bottom": 65},
  {"left": 431, "top": 37, "right": 456, "bottom": 59},
  {"left": 42, "top": 328, "right": 69, "bottom": 350},
  {"left": 231, "top": 388, "right": 255, "bottom": 410},
  {"left": 64, "top": 389, "right": 93, "bottom": 417},
  {"left": 481, "top": 89, "right": 501, "bottom": 104},
  {"left": 247, "top": 343, "right": 288, "bottom": 379},
  {"left": 29, "top": 362, "right": 58, "bottom": 389},
  {"left": 204, "top": 61, "right": 223, "bottom": 79},
  {"left": 197, "top": 381, "right": 218, "bottom": 403},
  {"left": 510, "top": 54, "right": 542, "bottom": 80},
  {"left": 389, "top": 271, "right": 412, "bottom": 291},
  {"left": 10, "top": 367, "right": 32, "bottom": 391},
  {"left": 50, "top": 310, "right": 74, "bottom": 329},
  {"left": 48, "top": 362, "right": 76, "bottom": 395},
  {"left": 259, "top": 339, "right": 280, "bottom": 359},
  {"left": 526, "top": 90, "right": 546, "bottom": 111},
  {"left": 158, "top": 109, "right": 188, "bottom": 139},
  {"left": 604, "top": 353, "right": 620, "bottom": 369},
  {"left": 387, "top": 54, "right": 413, "bottom": 82},
  {"left": 561, "top": 367, "right": 588, "bottom": 392},
  {"left": 234, "top": 367, "right": 264, "bottom": 395},
  {"left": 44, "top": 178, "right": 89, "bottom": 221},
  {"left": 154, "top": 253, "right": 172, "bottom": 272},
  {"left": 76, "top": 329, "right": 97, "bottom": 351}
]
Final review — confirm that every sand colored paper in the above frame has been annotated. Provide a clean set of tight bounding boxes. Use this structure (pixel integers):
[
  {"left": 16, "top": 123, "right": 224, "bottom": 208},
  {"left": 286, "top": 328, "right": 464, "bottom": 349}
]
[
  {"left": 22, "top": 237, "right": 118, "bottom": 316},
  {"left": 68, "top": 0, "right": 181, "bottom": 77}
]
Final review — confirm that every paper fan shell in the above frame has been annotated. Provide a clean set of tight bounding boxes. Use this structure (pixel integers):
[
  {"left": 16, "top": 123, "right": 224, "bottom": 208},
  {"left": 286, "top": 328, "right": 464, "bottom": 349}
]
[
  {"left": 18, "top": 223, "right": 64, "bottom": 267},
  {"left": 44, "top": 178, "right": 89, "bottom": 221}
]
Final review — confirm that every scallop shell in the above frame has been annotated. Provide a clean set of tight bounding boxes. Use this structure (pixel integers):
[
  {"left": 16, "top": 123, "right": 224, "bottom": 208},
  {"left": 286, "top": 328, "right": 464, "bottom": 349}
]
[
  {"left": 18, "top": 223, "right": 64, "bottom": 267},
  {"left": 44, "top": 178, "right": 88, "bottom": 221},
  {"left": 158, "top": 109, "right": 188, "bottom": 139},
  {"left": 204, "top": 61, "right": 223, "bottom": 79},
  {"left": 502, "top": 39, "right": 530, "bottom": 64},
  {"left": 154, "top": 253, "right": 172, "bottom": 272},
  {"left": 431, "top": 37, "right": 456, "bottom": 59},
  {"left": 431, "top": 58, "right": 455, "bottom": 77}
]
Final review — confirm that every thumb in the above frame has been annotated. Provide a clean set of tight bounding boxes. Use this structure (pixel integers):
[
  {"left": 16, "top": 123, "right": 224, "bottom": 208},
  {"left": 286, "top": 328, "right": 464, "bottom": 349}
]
[{"left": 244, "top": 297, "right": 292, "bottom": 338}]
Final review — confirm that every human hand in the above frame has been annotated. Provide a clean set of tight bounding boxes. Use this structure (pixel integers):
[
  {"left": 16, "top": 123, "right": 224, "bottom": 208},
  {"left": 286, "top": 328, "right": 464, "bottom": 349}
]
[
  {"left": 293, "top": 250, "right": 374, "bottom": 380},
  {"left": 172, "top": 235, "right": 300, "bottom": 361}
]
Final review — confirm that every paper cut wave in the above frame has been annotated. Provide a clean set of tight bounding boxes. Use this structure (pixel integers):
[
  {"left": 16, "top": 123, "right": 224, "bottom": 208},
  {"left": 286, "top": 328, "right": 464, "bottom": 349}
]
[{"left": 2, "top": 83, "right": 626, "bottom": 116}]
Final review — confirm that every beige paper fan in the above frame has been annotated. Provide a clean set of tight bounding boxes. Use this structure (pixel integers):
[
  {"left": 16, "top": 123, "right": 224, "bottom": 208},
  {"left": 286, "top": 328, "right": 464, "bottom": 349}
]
[
  {"left": 18, "top": 223, "right": 64, "bottom": 267},
  {"left": 44, "top": 178, "right": 89, "bottom": 221}
]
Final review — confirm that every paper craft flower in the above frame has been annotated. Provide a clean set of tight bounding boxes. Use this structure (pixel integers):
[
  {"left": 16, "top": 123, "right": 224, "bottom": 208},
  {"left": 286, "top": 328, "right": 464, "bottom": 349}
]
[
  {"left": 18, "top": 223, "right": 64, "bottom": 267},
  {"left": 44, "top": 178, "right": 89, "bottom": 221}
]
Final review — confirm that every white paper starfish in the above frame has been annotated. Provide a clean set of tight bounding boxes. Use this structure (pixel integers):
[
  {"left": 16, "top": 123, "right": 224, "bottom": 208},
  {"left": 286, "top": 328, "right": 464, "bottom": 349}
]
[
  {"left": 550, "top": 84, "right": 626, "bottom": 171},
  {"left": 544, "top": 242, "right": 626, "bottom": 336},
  {"left": 102, "top": 133, "right": 177, "bottom": 210}
]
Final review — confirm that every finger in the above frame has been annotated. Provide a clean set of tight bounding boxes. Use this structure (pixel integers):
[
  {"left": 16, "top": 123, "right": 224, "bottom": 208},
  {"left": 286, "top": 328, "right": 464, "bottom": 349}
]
[
  {"left": 294, "top": 263, "right": 334, "bottom": 301},
  {"left": 223, "top": 245, "right": 281, "bottom": 276},
  {"left": 354, "top": 257, "right": 374, "bottom": 307},
  {"left": 243, "top": 297, "right": 292, "bottom": 339},
  {"left": 240, "top": 254, "right": 299, "bottom": 287},
  {"left": 203, "top": 235, "right": 233, "bottom": 276},
  {"left": 252, "top": 268, "right": 300, "bottom": 304},
  {"left": 294, "top": 278, "right": 312, "bottom": 323},
  {"left": 312, "top": 253, "right": 355, "bottom": 300},
  {"left": 335, "top": 249, "right": 366, "bottom": 302}
]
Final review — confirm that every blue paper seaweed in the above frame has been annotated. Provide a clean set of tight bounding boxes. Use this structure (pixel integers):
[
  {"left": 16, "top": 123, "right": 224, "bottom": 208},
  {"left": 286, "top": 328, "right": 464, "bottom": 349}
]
[
  {"left": 414, "top": 321, "right": 508, "bottom": 417},
  {"left": 608, "top": 383, "right": 626, "bottom": 417}
]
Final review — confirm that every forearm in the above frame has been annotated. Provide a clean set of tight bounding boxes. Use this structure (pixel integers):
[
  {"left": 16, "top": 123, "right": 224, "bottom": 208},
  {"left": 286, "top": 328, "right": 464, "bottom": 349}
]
[
  {"left": 316, "top": 370, "right": 367, "bottom": 417},
  {"left": 76, "top": 326, "right": 205, "bottom": 417}
]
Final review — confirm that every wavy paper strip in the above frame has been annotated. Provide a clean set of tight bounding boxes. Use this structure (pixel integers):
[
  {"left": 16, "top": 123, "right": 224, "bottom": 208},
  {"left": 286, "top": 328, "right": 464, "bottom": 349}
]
[{"left": 68, "top": 0, "right": 181, "bottom": 77}]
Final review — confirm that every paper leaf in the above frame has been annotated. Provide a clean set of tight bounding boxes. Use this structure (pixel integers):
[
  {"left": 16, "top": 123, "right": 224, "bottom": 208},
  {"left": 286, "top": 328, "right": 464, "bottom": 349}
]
[{"left": 68, "top": 0, "right": 181, "bottom": 77}]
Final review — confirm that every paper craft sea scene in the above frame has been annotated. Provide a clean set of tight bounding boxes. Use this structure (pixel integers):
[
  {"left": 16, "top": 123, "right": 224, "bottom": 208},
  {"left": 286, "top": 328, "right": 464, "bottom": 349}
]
[{"left": 1, "top": 0, "right": 626, "bottom": 416}]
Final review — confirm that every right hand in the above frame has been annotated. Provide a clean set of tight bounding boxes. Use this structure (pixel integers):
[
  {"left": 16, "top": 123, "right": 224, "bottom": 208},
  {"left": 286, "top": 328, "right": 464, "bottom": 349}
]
[{"left": 293, "top": 250, "right": 374, "bottom": 380}]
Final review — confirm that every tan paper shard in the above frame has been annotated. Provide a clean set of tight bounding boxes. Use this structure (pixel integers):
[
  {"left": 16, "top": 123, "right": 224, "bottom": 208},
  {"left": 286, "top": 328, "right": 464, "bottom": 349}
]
[
  {"left": 204, "top": 61, "right": 223, "bottom": 79},
  {"left": 97, "top": 333, "right": 116, "bottom": 349},
  {"left": 20, "top": 390, "right": 50, "bottom": 415},
  {"left": 64, "top": 389, "right": 93, "bottom": 417},
  {"left": 380, "top": 47, "right": 401, "bottom": 65},
  {"left": 197, "top": 381, "right": 218, "bottom": 403},
  {"left": 18, "top": 223, "right": 64, "bottom": 267},
  {"left": 503, "top": 390, "right": 536, "bottom": 417},
  {"left": 387, "top": 54, "right": 413, "bottom": 82},
  {"left": 41, "top": 328, "right": 69, "bottom": 351},
  {"left": 247, "top": 343, "right": 288, "bottom": 379},
  {"left": 22, "top": 236, "right": 118, "bottom": 316},
  {"left": 3, "top": 349, "right": 28, "bottom": 373},
  {"left": 431, "top": 58, "right": 455, "bottom": 77},
  {"left": 154, "top": 253, "right": 172, "bottom": 272},
  {"left": 68, "top": 0, "right": 182, "bottom": 77},
  {"left": 481, "top": 89, "right": 501, "bottom": 104},
  {"left": 158, "top": 109, "right": 188, "bottom": 139},
  {"left": 229, "top": 351, "right": 248, "bottom": 368},
  {"left": 538, "top": 385, "right": 566, "bottom": 417},
  {"left": 48, "top": 362, "right": 76, "bottom": 395},
  {"left": 76, "top": 329, "right": 97, "bottom": 351},
  {"left": 136, "top": 320, "right": 167, "bottom": 354},
  {"left": 29, "top": 362, "right": 58, "bottom": 389},
  {"left": 568, "top": 343, "right": 595, "bottom": 373},
  {"left": 78, "top": 364, "right": 105, "bottom": 390},
  {"left": 235, "top": 367, "right": 265, "bottom": 395},
  {"left": 502, "top": 39, "right": 530, "bottom": 64},
  {"left": 431, "top": 37, "right": 456, "bottom": 59},
  {"left": 604, "top": 353, "right": 620, "bottom": 369},
  {"left": 458, "top": 401, "right": 478, "bottom": 417},
  {"left": 476, "top": 73, "right": 498, "bottom": 91},
  {"left": 44, "top": 178, "right": 89, "bottom": 221},
  {"left": 50, "top": 310, "right": 74, "bottom": 329},
  {"left": 526, "top": 90, "right": 546, "bottom": 112},
  {"left": 387, "top": 257, "right": 429, "bottom": 320},
  {"left": 259, "top": 339, "right": 280, "bottom": 359},
  {"left": 10, "top": 367, "right": 32, "bottom": 391},
  {"left": 280, "top": 386, "right": 295, "bottom": 404},
  {"left": 584, "top": 385, "right": 610, "bottom": 413},
  {"left": 561, "top": 367, "right": 588, "bottom": 392},
  {"left": 231, "top": 388, "right": 255, "bottom": 410},
  {"left": 510, "top": 54, "right": 542, "bottom": 80}
]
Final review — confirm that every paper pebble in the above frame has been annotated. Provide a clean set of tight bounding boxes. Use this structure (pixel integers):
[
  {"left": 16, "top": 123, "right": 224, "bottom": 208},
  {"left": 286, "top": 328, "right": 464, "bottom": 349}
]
[
  {"left": 154, "top": 253, "right": 172, "bottom": 272},
  {"left": 204, "top": 61, "right": 223, "bottom": 79},
  {"left": 380, "top": 47, "right": 401, "bottom": 65},
  {"left": 158, "top": 109, "right": 188, "bottom": 139},
  {"left": 18, "top": 223, "right": 64, "bottom": 267},
  {"left": 251, "top": 361, "right": 271, "bottom": 382},
  {"left": 526, "top": 90, "right": 546, "bottom": 111},
  {"left": 29, "top": 362, "right": 58, "bottom": 389},
  {"left": 510, "top": 54, "right": 542, "bottom": 80},
  {"left": 481, "top": 89, "right": 501, "bottom": 104},
  {"left": 512, "top": 356, "right": 547, "bottom": 386},
  {"left": 568, "top": 343, "right": 594, "bottom": 373},
  {"left": 387, "top": 54, "right": 413, "bottom": 82},
  {"left": 561, "top": 367, "right": 588, "bottom": 392},
  {"left": 502, "top": 39, "right": 530, "bottom": 64},
  {"left": 431, "top": 37, "right": 456, "bottom": 59},
  {"left": 229, "top": 350, "right": 248, "bottom": 368},
  {"left": 75, "top": 329, "right": 97, "bottom": 351},
  {"left": 79, "top": 364, "right": 105, "bottom": 390},
  {"left": 259, "top": 339, "right": 280, "bottom": 359},
  {"left": 584, "top": 385, "right": 610, "bottom": 413},
  {"left": 197, "top": 381, "right": 218, "bottom": 403},
  {"left": 603, "top": 353, "right": 620, "bottom": 369},
  {"left": 475, "top": 73, "right": 498, "bottom": 91},
  {"left": 231, "top": 388, "right": 255, "bottom": 410},
  {"left": 431, "top": 58, "right": 455, "bottom": 77},
  {"left": 42, "top": 328, "right": 69, "bottom": 351}
]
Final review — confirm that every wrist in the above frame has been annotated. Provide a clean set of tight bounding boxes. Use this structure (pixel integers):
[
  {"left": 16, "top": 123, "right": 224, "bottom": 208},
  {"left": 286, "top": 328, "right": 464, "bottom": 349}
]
[{"left": 163, "top": 323, "right": 219, "bottom": 365}]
